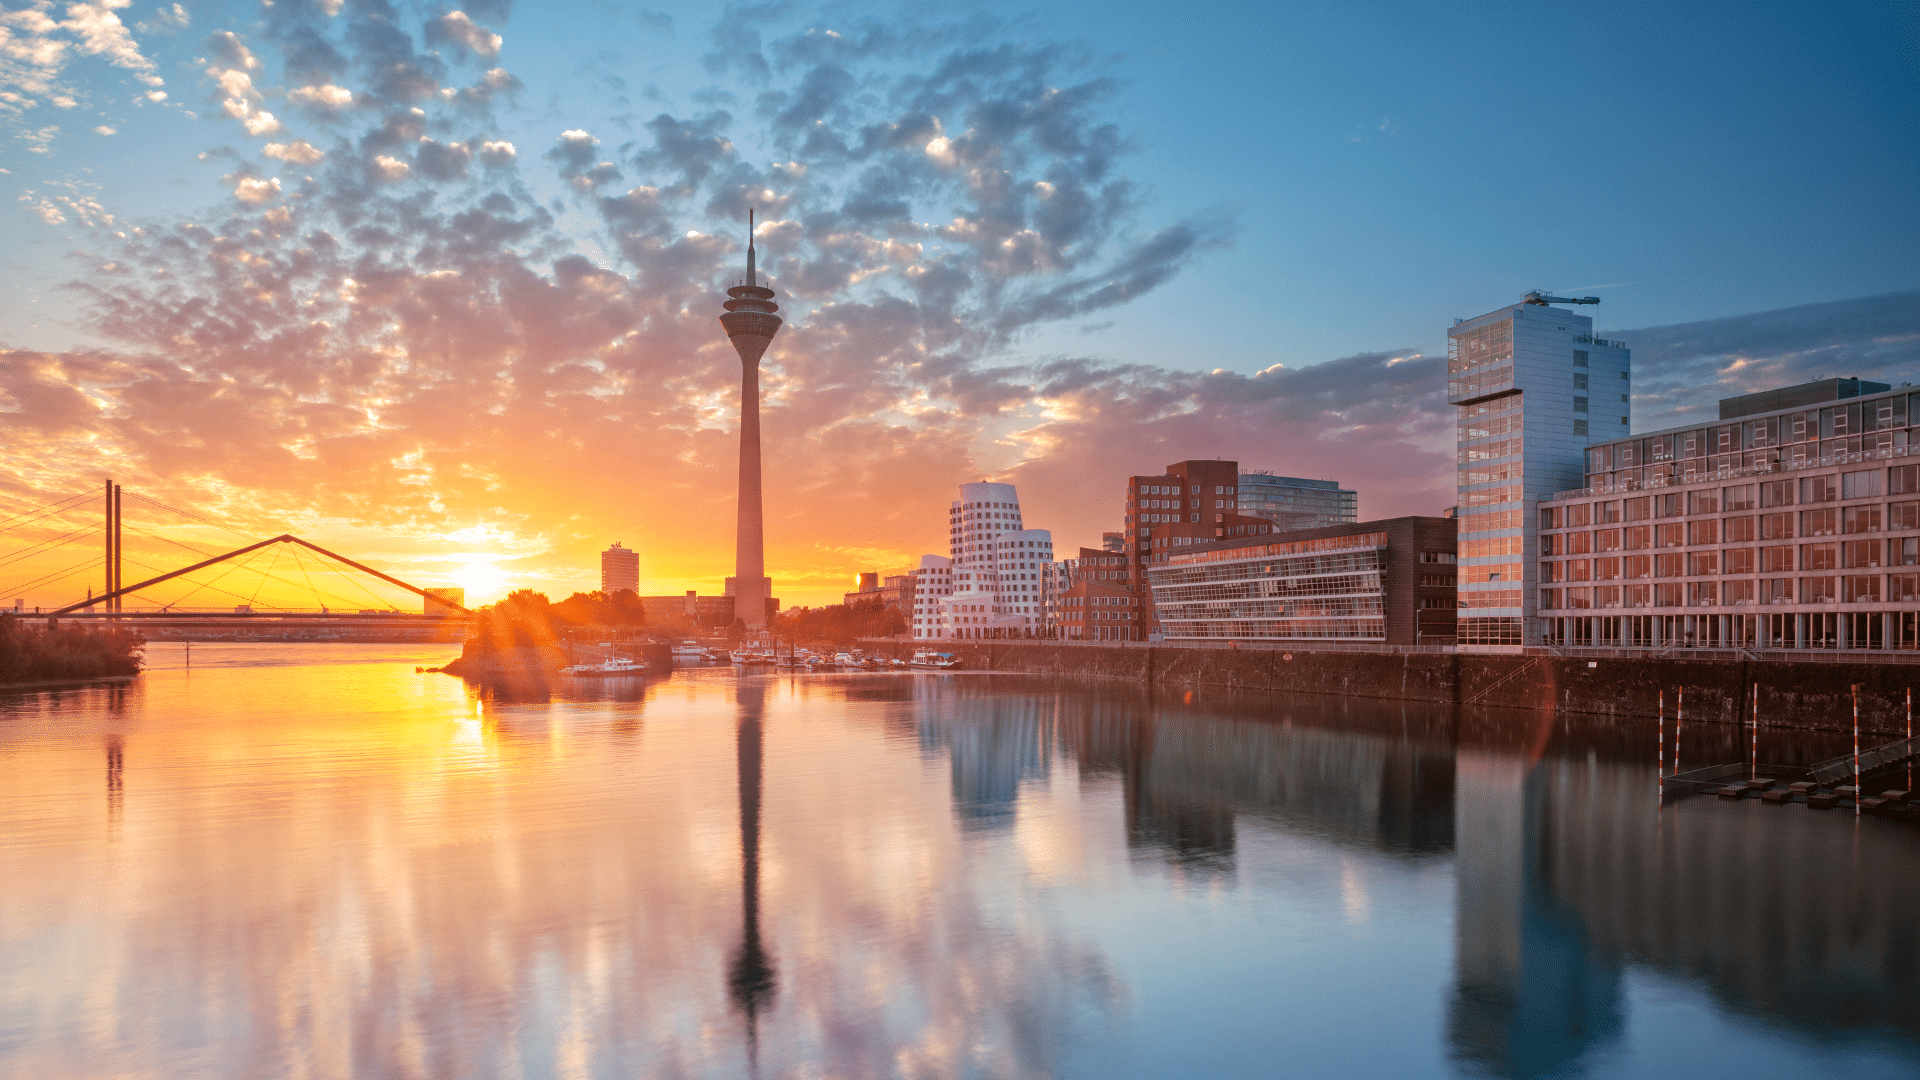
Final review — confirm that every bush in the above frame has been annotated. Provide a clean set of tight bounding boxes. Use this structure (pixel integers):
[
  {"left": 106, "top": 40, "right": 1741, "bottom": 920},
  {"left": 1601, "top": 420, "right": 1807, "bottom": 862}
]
[
  {"left": 0, "top": 615, "right": 144, "bottom": 683},
  {"left": 773, "top": 598, "right": 906, "bottom": 647}
]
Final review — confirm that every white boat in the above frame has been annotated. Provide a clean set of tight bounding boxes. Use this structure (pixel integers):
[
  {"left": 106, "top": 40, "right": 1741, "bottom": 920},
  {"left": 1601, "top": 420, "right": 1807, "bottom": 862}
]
[
  {"left": 671, "top": 641, "right": 709, "bottom": 661},
  {"left": 563, "top": 657, "right": 647, "bottom": 676},
  {"left": 833, "top": 652, "right": 857, "bottom": 666},
  {"left": 910, "top": 650, "right": 960, "bottom": 669}
]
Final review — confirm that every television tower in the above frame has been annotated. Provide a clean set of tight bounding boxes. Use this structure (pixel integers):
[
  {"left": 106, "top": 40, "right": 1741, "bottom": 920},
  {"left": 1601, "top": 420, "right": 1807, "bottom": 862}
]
[{"left": 718, "top": 211, "right": 782, "bottom": 627}]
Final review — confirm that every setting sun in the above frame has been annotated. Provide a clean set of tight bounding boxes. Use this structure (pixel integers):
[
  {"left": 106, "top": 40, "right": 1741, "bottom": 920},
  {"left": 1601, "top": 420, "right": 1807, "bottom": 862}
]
[{"left": 451, "top": 559, "right": 510, "bottom": 603}]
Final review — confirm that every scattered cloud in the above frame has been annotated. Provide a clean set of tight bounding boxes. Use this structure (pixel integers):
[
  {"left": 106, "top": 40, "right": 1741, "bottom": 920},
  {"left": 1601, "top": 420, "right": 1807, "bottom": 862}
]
[
  {"left": 262, "top": 138, "right": 324, "bottom": 164},
  {"left": 94, "top": 123, "right": 114, "bottom": 135},
  {"left": 426, "top": 11, "right": 502, "bottom": 59}
]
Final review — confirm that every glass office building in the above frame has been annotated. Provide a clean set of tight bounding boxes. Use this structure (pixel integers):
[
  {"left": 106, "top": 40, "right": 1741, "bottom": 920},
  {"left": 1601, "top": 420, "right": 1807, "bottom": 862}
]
[
  {"left": 1236, "top": 473, "right": 1358, "bottom": 531},
  {"left": 1450, "top": 300, "right": 1630, "bottom": 647}
]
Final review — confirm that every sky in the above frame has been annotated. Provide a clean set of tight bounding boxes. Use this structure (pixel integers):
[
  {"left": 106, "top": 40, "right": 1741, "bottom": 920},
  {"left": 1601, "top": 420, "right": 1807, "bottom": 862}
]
[{"left": 1, "top": 0, "right": 1917, "bottom": 610}]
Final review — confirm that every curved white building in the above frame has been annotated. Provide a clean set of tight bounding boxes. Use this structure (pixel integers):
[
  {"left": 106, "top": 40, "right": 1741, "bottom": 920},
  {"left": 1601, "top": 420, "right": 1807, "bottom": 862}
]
[{"left": 916, "top": 481, "right": 1055, "bottom": 640}]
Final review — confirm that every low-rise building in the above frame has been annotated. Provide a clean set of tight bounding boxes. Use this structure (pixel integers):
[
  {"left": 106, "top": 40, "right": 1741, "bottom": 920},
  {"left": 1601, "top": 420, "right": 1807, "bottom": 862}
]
[
  {"left": 638, "top": 590, "right": 779, "bottom": 628},
  {"left": 910, "top": 555, "right": 954, "bottom": 639},
  {"left": 1146, "top": 517, "right": 1457, "bottom": 645},
  {"left": 1536, "top": 378, "right": 1920, "bottom": 650},
  {"left": 1237, "top": 472, "right": 1358, "bottom": 531},
  {"left": 1056, "top": 547, "right": 1146, "bottom": 641}
]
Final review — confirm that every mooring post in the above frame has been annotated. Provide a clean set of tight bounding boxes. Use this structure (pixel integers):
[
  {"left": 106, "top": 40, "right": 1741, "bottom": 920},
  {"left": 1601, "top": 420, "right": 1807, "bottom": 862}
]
[
  {"left": 1658, "top": 690, "right": 1665, "bottom": 806},
  {"left": 1853, "top": 682, "right": 1862, "bottom": 817},
  {"left": 1751, "top": 681, "right": 1759, "bottom": 781},
  {"left": 1677, "top": 686, "right": 1684, "bottom": 780}
]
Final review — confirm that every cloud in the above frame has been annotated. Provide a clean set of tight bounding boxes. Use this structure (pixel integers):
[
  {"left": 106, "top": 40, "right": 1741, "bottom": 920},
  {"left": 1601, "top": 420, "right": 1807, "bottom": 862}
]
[
  {"left": 287, "top": 83, "right": 353, "bottom": 108},
  {"left": 63, "top": 0, "right": 164, "bottom": 86},
  {"left": 233, "top": 175, "right": 281, "bottom": 203},
  {"left": 425, "top": 11, "right": 502, "bottom": 59},
  {"left": 94, "top": 124, "right": 114, "bottom": 135},
  {"left": 15, "top": 3, "right": 1908, "bottom": 613},
  {"left": 135, "top": 4, "right": 188, "bottom": 35},
  {"left": 262, "top": 138, "right": 325, "bottom": 164},
  {"left": 1608, "top": 291, "right": 1920, "bottom": 431}
]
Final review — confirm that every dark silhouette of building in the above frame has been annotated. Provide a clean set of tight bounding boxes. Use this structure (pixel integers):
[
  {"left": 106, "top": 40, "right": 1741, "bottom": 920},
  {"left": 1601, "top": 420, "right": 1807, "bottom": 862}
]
[{"left": 718, "top": 213, "right": 782, "bottom": 628}]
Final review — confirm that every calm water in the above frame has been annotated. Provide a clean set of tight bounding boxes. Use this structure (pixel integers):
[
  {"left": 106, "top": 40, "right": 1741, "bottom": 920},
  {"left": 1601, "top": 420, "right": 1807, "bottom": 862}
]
[{"left": 3, "top": 645, "right": 1918, "bottom": 1079}]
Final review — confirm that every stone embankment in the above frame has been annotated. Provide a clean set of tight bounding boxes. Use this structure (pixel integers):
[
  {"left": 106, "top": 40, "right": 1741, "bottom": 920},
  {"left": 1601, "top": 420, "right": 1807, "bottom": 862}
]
[{"left": 866, "top": 641, "right": 1918, "bottom": 735}]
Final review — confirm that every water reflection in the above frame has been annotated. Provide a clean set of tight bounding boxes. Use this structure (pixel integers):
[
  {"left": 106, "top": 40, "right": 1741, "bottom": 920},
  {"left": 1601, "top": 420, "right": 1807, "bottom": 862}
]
[
  {"left": 0, "top": 649, "right": 1914, "bottom": 1079},
  {"left": 728, "top": 681, "right": 777, "bottom": 1066}
]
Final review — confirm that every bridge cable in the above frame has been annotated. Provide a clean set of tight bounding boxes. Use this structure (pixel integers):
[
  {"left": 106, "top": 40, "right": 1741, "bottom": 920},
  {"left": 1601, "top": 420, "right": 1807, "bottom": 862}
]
[
  {"left": 0, "top": 487, "right": 103, "bottom": 533},
  {"left": 245, "top": 542, "right": 285, "bottom": 608},
  {"left": 0, "top": 519, "right": 106, "bottom": 571},
  {"left": 119, "top": 552, "right": 311, "bottom": 613},
  {"left": 0, "top": 553, "right": 108, "bottom": 600},
  {"left": 119, "top": 491, "right": 261, "bottom": 543},
  {"left": 291, "top": 543, "right": 324, "bottom": 611},
  {"left": 149, "top": 547, "right": 278, "bottom": 612},
  {"left": 315, "top": 544, "right": 404, "bottom": 611},
  {"left": 113, "top": 525, "right": 371, "bottom": 612}
]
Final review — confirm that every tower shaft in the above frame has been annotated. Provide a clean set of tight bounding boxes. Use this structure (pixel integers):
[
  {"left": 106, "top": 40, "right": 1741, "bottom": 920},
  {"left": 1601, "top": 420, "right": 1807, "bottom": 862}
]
[{"left": 718, "top": 219, "right": 782, "bottom": 628}]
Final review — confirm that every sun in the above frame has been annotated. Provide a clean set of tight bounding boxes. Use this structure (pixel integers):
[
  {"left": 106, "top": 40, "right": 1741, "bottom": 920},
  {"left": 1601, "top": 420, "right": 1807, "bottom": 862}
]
[{"left": 451, "top": 559, "right": 509, "bottom": 603}]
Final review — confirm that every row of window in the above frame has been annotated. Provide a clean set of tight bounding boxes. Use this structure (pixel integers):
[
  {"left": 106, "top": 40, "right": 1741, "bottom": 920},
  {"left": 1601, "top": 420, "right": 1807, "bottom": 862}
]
[
  {"left": 1542, "top": 575, "right": 1920, "bottom": 608},
  {"left": 1545, "top": 507, "right": 1920, "bottom": 552},
  {"left": 1550, "top": 466, "right": 1920, "bottom": 523},
  {"left": 1589, "top": 395, "right": 1912, "bottom": 470},
  {"left": 1545, "top": 539, "right": 1920, "bottom": 579}
]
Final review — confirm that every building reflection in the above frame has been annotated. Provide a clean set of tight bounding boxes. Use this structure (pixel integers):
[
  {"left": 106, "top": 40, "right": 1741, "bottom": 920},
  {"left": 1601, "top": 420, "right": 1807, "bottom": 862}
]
[
  {"left": 1449, "top": 709, "right": 1920, "bottom": 1078},
  {"left": 728, "top": 682, "right": 777, "bottom": 1065},
  {"left": 911, "top": 681, "right": 1054, "bottom": 830}
]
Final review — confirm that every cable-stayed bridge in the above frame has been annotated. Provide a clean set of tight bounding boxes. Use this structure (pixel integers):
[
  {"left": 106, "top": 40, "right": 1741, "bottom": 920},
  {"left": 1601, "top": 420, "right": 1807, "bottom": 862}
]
[{"left": 1, "top": 480, "right": 471, "bottom": 642}]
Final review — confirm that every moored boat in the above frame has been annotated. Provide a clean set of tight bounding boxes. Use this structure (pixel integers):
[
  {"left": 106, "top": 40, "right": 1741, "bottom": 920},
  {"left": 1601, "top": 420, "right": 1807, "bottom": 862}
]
[
  {"left": 910, "top": 650, "right": 960, "bottom": 669},
  {"left": 562, "top": 657, "right": 648, "bottom": 676}
]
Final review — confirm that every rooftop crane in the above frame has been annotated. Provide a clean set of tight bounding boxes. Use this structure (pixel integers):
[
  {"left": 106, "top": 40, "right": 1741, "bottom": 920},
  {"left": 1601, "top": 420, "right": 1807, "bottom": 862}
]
[{"left": 1522, "top": 290, "right": 1600, "bottom": 306}]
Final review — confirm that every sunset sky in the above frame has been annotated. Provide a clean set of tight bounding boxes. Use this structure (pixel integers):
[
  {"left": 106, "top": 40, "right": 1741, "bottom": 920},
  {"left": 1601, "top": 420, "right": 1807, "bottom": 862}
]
[{"left": 2, "top": 0, "right": 1916, "bottom": 609}]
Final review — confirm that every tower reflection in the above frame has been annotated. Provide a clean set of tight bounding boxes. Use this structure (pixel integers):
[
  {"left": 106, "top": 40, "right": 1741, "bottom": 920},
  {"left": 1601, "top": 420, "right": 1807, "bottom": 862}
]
[{"left": 728, "top": 682, "right": 777, "bottom": 1066}]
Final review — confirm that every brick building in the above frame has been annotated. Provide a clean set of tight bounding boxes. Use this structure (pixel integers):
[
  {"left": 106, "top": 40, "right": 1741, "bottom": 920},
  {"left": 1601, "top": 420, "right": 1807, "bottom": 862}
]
[
  {"left": 1115, "top": 459, "right": 1285, "bottom": 640},
  {"left": 1056, "top": 547, "right": 1146, "bottom": 640}
]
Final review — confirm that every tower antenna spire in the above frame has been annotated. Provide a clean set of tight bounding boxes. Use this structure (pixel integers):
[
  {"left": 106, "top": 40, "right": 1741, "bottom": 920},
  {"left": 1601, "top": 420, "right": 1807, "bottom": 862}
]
[{"left": 747, "top": 208, "right": 756, "bottom": 287}]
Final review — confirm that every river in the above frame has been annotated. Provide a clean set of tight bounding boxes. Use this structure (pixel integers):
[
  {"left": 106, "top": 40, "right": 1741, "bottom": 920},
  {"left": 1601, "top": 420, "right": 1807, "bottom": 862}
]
[{"left": 2, "top": 643, "right": 1916, "bottom": 1079}]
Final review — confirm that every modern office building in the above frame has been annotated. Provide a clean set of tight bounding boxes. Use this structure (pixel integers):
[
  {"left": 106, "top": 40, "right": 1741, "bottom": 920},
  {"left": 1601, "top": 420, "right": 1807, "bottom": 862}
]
[
  {"left": 1536, "top": 378, "right": 1920, "bottom": 651},
  {"left": 1450, "top": 294, "right": 1630, "bottom": 647},
  {"left": 638, "top": 590, "right": 778, "bottom": 627},
  {"left": 910, "top": 555, "right": 954, "bottom": 639},
  {"left": 601, "top": 542, "right": 639, "bottom": 595},
  {"left": 924, "top": 481, "right": 1055, "bottom": 639},
  {"left": 1101, "top": 531, "right": 1126, "bottom": 553},
  {"left": 1146, "top": 517, "right": 1458, "bottom": 644},
  {"left": 1237, "top": 473, "right": 1358, "bottom": 531}
]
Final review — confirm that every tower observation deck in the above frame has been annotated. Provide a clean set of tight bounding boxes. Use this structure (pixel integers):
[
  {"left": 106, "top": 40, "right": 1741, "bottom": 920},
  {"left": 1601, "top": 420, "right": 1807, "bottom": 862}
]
[{"left": 718, "top": 212, "right": 782, "bottom": 627}]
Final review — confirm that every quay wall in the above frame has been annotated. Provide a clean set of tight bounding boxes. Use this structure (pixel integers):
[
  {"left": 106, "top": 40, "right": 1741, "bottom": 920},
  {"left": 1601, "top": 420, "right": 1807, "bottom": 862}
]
[{"left": 875, "top": 642, "right": 1916, "bottom": 736}]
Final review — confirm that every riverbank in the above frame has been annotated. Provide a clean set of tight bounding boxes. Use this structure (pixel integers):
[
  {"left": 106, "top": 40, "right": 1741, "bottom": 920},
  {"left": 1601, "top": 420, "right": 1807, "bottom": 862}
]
[
  {"left": 0, "top": 617, "right": 143, "bottom": 685},
  {"left": 865, "top": 641, "right": 1917, "bottom": 735}
]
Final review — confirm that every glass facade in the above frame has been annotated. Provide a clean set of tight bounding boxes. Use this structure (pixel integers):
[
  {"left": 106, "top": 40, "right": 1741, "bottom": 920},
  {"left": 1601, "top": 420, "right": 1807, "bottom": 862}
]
[
  {"left": 1236, "top": 473, "right": 1358, "bottom": 531},
  {"left": 1150, "top": 534, "right": 1388, "bottom": 641}
]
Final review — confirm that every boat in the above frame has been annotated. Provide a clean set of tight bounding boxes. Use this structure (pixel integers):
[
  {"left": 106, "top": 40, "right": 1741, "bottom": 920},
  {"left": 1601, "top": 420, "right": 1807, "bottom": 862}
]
[
  {"left": 833, "top": 651, "right": 857, "bottom": 666},
  {"left": 562, "top": 657, "right": 648, "bottom": 676},
  {"left": 910, "top": 650, "right": 961, "bottom": 669},
  {"left": 671, "top": 641, "right": 710, "bottom": 662}
]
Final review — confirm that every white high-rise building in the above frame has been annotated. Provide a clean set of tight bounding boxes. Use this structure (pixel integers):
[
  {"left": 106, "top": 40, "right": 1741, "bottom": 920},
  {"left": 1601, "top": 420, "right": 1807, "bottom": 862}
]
[
  {"left": 1450, "top": 294, "right": 1630, "bottom": 647},
  {"left": 913, "top": 481, "right": 1056, "bottom": 639}
]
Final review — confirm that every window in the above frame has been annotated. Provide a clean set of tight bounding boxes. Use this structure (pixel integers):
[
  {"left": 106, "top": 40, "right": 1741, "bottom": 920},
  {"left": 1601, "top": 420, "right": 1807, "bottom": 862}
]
[
  {"left": 1597, "top": 501, "right": 1621, "bottom": 524},
  {"left": 1892, "top": 465, "right": 1920, "bottom": 495},
  {"left": 1569, "top": 531, "right": 1594, "bottom": 554},
  {"left": 1574, "top": 374, "right": 1589, "bottom": 389},
  {"left": 1762, "top": 512, "right": 1795, "bottom": 540},
  {"left": 1654, "top": 553, "right": 1684, "bottom": 577},
  {"left": 1725, "top": 579, "right": 1756, "bottom": 605},
  {"left": 1687, "top": 519, "right": 1719, "bottom": 545},
  {"left": 1762, "top": 578, "right": 1794, "bottom": 605},
  {"left": 1724, "top": 516, "right": 1756, "bottom": 542},
  {"left": 1655, "top": 523, "right": 1684, "bottom": 547},
  {"left": 1724, "top": 485, "right": 1756, "bottom": 511},
  {"left": 1623, "top": 526, "right": 1650, "bottom": 550},
  {"left": 1656, "top": 493, "right": 1682, "bottom": 518},
  {"left": 1761, "top": 480, "right": 1795, "bottom": 507},
  {"left": 1573, "top": 420, "right": 1589, "bottom": 436},
  {"left": 1762, "top": 546, "right": 1795, "bottom": 573},
  {"left": 1892, "top": 574, "right": 1920, "bottom": 602},
  {"left": 1842, "top": 540, "right": 1881, "bottom": 568},
  {"left": 1798, "top": 475, "right": 1838, "bottom": 503},
  {"left": 1843, "top": 470, "right": 1883, "bottom": 499},
  {"left": 1574, "top": 397, "right": 1589, "bottom": 412},
  {"left": 1688, "top": 489, "right": 1720, "bottom": 515},
  {"left": 1800, "top": 508, "right": 1837, "bottom": 537},
  {"left": 1690, "top": 581, "right": 1718, "bottom": 606},
  {"left": 1801, "top": 543, "right": 1839, "bottom": 571},
  {"left": 1895, "top": 537, "right": 1920, "bottom": 566},
  {"left": 1802, "top": 577, "right": 1837, "bottom": 603},
  {"left": 1567, "top": 559, "right": 1591, "bottom": 582},
  {"left": 1626, "top": 584, "right": 1652, "bottom": 607},
  {"left": 1624, "top": 497, "right": 1651, "bottom": 521},
  {"left": 1843, "top": 505, "right": 1882, "bottom": 534},
  {"left": 1620, "top": 556, "right": 1646, "bottom": 580},
  {"left": 1655, "top": 583, "right": 1684, "bottom": 607},
  {"left": 1892, "top": 501, "right": 1920, "bottom": 530},
  {"left": 1689, "top": 551, "right": 1720, "bottom": 575}
]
